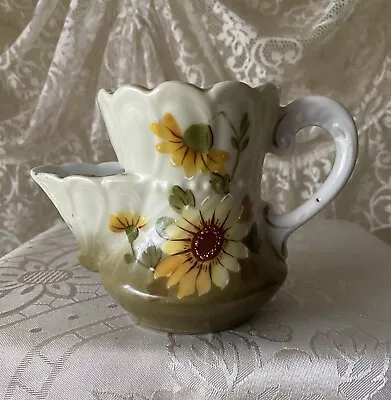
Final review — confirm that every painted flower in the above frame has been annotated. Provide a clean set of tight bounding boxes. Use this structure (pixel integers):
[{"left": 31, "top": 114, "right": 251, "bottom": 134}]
[
  {"left": 108, "top": 212, "right": 147, "bottom": 246},
  {"left": 108, "top": 212, "right": 147, "bottom": 233},
  {"left": 154, "top": 195, "right": 249, "bottom": 298},
  {"left": 150, "top": 113, "right": 230, "bottom": 178}
]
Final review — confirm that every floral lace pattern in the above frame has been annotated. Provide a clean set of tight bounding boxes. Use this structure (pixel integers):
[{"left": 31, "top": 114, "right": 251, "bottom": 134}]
[{"left": 1, "top": 0, "right": 391, "bottom": 256}]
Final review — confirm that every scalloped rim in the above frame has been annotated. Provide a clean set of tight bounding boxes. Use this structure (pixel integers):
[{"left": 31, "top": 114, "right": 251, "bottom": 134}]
[{"left": 97, "top": 80, "right": 281, "bottom": 99}]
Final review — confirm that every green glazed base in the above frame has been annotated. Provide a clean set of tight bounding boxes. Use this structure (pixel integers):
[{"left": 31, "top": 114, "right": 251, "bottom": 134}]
[
  {"left": 101, "top": 278, "right": 285, "bottom": 334},
  {"left": 99, "top": 241, "right": 287, "bottom": 334}
]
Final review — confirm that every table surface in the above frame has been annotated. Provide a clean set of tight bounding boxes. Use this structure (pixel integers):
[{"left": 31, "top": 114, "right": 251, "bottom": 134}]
[{"left": 0, "top": 219, "right": 391, "bottom": 400}]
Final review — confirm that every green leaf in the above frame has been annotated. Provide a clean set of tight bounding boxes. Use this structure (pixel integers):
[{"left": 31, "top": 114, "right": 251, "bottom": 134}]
[
  {"left": 210, "top": 174, "right": 224, "bottom": 195},
  {"left": 169, "top": 185, "right": 195, "bottom": 213},
  {"left": 240, "top": 136, "right": 250, "bottom": 151},
  {"left": 183, "top": 124, "right": 213, "bottom": 153},
  {"left": 156, "top": 216, "right": 175, "bottom": 239},
  {"left": 240, "top": 112, "right": 250, "bottom": 138},
  {"left": 140, "top": 245, "right": 162, "bottom": 270},
  {"left": 124, "top": 253, "right": 135, "bottom": 264},
  {"left": 125, "top": 226, "right": 139, "bottom": 244},
  {"left": 243, "top": 223, "right": 261, "bottom": 253},
  {"left": 184, "top": 190, "right": 195, "bottom": 207},
  {"left": 230, "top": 136, "right": 239, "bottom": 150},
  {"left": 211, "top": 173, "right": 230, "bottom": 195}
]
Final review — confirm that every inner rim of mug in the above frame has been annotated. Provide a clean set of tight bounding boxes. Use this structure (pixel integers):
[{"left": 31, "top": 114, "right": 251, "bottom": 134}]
[{"left": 31, "top": 162, "right": 124, "bottom": 179}]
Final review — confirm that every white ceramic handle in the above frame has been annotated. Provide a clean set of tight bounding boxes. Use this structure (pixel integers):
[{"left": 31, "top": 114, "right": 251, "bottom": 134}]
[{"left": 265, "top": 95, "right": 358, "bottom": 258}]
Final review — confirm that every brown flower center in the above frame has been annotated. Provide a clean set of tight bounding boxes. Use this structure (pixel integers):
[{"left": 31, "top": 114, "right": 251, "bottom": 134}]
[{"left": 191, "top": 224, "right": 224, "bottom": 261}]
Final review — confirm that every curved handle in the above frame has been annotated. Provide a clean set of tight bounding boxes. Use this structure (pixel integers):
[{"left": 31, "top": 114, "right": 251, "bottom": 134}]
[{"left": 264, "top": 95, "right": 358, "bottom": 258}]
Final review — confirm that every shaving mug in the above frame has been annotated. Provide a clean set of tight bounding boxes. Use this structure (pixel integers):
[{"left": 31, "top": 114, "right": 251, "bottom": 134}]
[{"left": 31, "top": 81, "right": 358, "bottom": 333}]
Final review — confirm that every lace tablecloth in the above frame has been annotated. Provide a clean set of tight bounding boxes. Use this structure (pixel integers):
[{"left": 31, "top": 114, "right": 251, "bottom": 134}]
[{"left": 0, "top": 219, "right": 390, "bottom": 399}]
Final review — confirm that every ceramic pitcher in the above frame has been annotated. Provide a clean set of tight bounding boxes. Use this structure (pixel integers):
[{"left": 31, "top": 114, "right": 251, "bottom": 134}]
[{"left": 31, "top": 81, "right": 358, "bottom": 333}]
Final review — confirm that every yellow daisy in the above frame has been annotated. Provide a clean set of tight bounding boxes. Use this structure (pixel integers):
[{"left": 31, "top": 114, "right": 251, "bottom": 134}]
[
  {"left": 150, "top": 113, "right": 230, "bottom": 178},
  {"left": 108, "top": 212, "right": 147, "bottom": 233},
  {"left": 154, "top": 195, "right": 249, "bottom": 299}
]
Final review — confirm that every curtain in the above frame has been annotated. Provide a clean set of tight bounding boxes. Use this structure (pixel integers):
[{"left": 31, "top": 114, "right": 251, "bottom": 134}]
[{"left": 0, "top": 0, "right": 390, "bottom": 256}]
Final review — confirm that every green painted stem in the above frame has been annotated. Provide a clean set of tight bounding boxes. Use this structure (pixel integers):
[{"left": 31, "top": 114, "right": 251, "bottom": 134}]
[
  {"left": 210, "top": 111, "right": 241, "bottom": 180},
  {"left": 130, "top": 243, "right": 135, "bottom": 260},
  {"left": 231, "top": 146, "right": 240, "bottom": 181},
  {"left": 210, "top": 111, "right": 240, "bottom": 138}
]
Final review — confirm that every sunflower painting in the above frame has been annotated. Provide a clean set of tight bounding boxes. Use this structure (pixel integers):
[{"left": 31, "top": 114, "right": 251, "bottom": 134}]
[
  {"left": 150, "top": 113, "right": 230, "bottom": 178},
  {"left": 154, "top": 195, "right": 249, "bottom": 299}
]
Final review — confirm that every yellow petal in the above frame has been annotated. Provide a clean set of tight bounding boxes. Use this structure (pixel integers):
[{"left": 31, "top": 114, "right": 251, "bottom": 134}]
[
  {"left": 208, "top": 150, "right": 230, "bottom": 165},
  {"left": 136, "top": 216, "right": 147, "bottom": 228},
  {"left": 108, "top": 225, "right": 124, "bottom": 233},
  {"left": 205, "top": 159, "right": 224, "bottom": 174},
  {"left": 154, "top": 254, "right": 186, "bottom": 278},
  {"left": 204, "top": 150, "right": 230, "bottom": 173},
  {"left": 162, "top": 240, "right": 189, "bottom": 255},
  {"left": 131, "top": 212, "right": 140, "bottom": 225},
  {"left": 211, "top": 263, "right": 229, "bottom": 289},
  {"left": 196, "top": 266, "right": 211, "bottom": 296},
  {"left": 182, "top": 150, "right": 198, "bottom": 178},
  {"left": 166, "top": 224, "right": 190, "bottom": 240},
  {"left": 176, "top": 218, "right": 199, "bottom": 234},
  {"left": 225, "top": 222, "right": 248, "bottom": 240},
  {"left": 108, "top": 215, "right": 125, "bottom": 232},
  {"left": 226, "top": 205, "right": 243, "bottom": 228},
  {"left": 150, "top": 122, "right": 181, "bottom": 142},
  {"left": 219, "top": 253, "right": 240, "bottom": 272},
  {"left": 123, "top": 212, "right": 137, "bottom": 226},
  {"left": 108, "top": 212, "right": 131, "bottom": 231},
  {"left": 199, "top": 197, "right": 216, "bottom": 221},
  {"left": 167, "top": 262, "right": 193, "bottom": 288},
  {"left": 225, "top": 241, "right": 249, "bottom": 259},
  {"left": 129, "top": 213, "right": 147, "bottom": 228},
  {"left": 171, "top": 146, "right": 188, "bottom": 167},
  {"left": 215, "top": 195, "right": 233, "bottom": 225},
  {"left": 177, "top": 266, "right": 199, "bottom": 298},
  {"left": 196, "top": 152, "right": 209, "bottom": 173},
  {"left": 181, "top": 206, "right": 200, "bottom": 224},
  {"left": 180, "top": 206, "right": 201, "bottom": 232},
  {"left": 162, "top": 113, "right": 181, "bottom": 136},
  {"left": 156, "top": 141, "right": 183, "bottom": 154}
]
